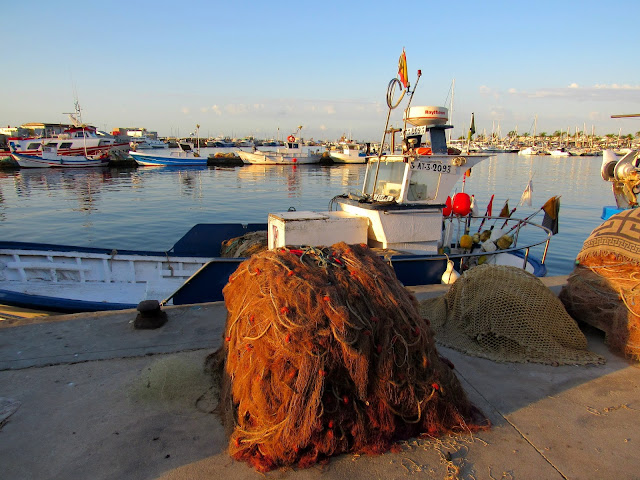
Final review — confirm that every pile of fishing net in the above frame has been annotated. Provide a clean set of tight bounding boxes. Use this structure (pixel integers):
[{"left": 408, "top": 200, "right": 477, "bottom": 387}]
[
  {"left": 419, "top": 264, "right": 605, "bottom": 365},
  {"left": 559, "top": 208, "right": 640, "bottom": 360},
  {"left": 209, "top": 242, "right": 489, "bottom": 472},
  {"left": 219, "top": 230, "right": 267, "bottom": 258}
]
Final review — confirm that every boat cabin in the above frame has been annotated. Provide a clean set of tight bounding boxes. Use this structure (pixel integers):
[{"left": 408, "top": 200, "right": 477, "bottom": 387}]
[{"left": 268, "top": 122, "right": 491, "bottom": 254}]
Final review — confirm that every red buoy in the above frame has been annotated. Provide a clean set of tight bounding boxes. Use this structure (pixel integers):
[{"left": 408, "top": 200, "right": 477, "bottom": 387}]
[
  {"left": 452, "top": 192, "right": 471, "bottom": 216},
  {"left": 443, "top": 196, "right": 452, "bottom": 216}
]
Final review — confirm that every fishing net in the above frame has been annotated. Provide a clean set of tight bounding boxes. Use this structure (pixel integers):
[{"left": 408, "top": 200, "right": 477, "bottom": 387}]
[
  {"left": 209, "top": 242, "right": 489, "bottom": 472},
  {"left": 559, "top": 208, "right": 640, "bottom": 360},
  {"left": 219, "top": 231, "right": 268, "bottom": 258},
  {"left": 419, "top": 264, "right": 605, "bottom": 365}
]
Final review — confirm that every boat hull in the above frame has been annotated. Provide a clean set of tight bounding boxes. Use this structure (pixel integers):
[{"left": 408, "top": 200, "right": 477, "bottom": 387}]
[
  {"left": 237, "top": 150, "right": 321, "bottom": 165},
  {"left": 329, "top": 152, "right": 367, "bottom": 164},
  {"left": 129, "top": 151, "right": 208, "bottom": 166},
  {"left": 0, "top": 223, "right": 546, "bottom": 313},
  {"left": 11, "top": 152, "right": 108, "bottom": 168}
]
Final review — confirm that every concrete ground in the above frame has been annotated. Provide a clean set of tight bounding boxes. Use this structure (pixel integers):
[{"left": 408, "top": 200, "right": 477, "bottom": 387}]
[{"left": 1, "top": 277, "right": 638, "bottom": 480}]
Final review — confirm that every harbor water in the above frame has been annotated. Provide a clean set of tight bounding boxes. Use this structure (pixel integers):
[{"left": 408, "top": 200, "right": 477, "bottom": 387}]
[{"left": 0, "top": 150, "right": 612, "bottom": 277}]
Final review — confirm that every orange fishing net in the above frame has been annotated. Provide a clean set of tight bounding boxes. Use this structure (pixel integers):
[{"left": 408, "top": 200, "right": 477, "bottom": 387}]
[{"left": 209, "top": 242, "right": 489, "bottom": 472}]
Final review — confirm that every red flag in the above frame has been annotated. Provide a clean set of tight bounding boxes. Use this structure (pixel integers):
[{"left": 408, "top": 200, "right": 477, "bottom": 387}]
[
  {"left": 398, "top": 48, "right": 408, "bottom": 89},
  {"left": 486, "top": 194, "right": 494, "bottom": 217}
]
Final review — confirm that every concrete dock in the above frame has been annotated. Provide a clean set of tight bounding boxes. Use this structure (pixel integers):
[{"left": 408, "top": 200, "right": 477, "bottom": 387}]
[{"left": 1, "top": 277, "right": 638, "bottom": 480}]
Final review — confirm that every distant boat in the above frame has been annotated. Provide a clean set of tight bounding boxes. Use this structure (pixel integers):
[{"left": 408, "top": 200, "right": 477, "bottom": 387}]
[
  {"left": 548, "top": 147, "right": 572, "bottom": 157},
  {"left": 237, "top": 135, "right": 322, "bottom": 165},
  {"left": 11, "top": 146, "right": 109, "bottom": 168},
  {"left": 518, "top": 146, "right": 543, "bottom": 155},
  {"left": 206, "top": 138, "right": 235, "bottom": 148},
  {"left": 130, "top": 137, "right": 168, "bottom": 150}
]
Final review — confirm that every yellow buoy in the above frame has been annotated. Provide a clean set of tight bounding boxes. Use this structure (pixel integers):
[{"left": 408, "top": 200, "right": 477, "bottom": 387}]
[{"left": 459, "top": 234, "right": 473, "bottom": 249}]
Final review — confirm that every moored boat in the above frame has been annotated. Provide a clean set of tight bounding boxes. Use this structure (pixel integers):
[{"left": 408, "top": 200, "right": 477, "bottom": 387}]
[
  {"left": 237, "top": 130, "right": 322, "bottom": 165},
  {"left": 329, "top": 140, "right": 368, "bottom": 164},
  {"left": 8, "top": 103, "right": 127, "bottom": 157},
  {"left": 10, "top": 146, "right": 109, "bottom": 168},
  {"left": 129, "top": 149, "right": 208, "bottom": 166}
]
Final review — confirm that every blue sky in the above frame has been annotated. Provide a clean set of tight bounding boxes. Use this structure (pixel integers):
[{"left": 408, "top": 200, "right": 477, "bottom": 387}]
[{"left": 3, "top": 0, "right": 639, "bottom": 142}]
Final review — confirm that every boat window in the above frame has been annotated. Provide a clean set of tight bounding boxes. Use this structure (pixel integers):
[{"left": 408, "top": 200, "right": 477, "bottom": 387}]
[
  {"left": 363, "top": 160, "right": 406, "bottom": 198},
  {"left": 45, "top": 142, "right": 58, "bottom": 148},
  {"left": 27, "top": 142, "right": 41, "bottom": 149},
  {"left": 98, "top": 140, "right": 111, "bottom": 146},
  {"left": 406, "top": 167, "right": 440, "bottom": 201},
  {"left": 59, "top": 142, "right": 73, "bottom": 149}
]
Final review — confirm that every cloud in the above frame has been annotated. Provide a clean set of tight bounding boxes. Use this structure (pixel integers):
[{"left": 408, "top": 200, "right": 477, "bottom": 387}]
[
  {"left": 479, "top": 85, "right": 501, "bottom": 100},
  {"left": 509, "top": 83, "right": 640, "bottom": 101},
  {"left": 211, "top": 105, "right": 222, "bottom": 115},
  {"left": 181, "top": 107, "right": 190, "bottom": 114}
]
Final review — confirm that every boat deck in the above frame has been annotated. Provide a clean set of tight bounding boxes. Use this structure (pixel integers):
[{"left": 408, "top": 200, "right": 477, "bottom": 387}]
[{"left": 1, "top": 276, "right": 638, "bottom": 479}]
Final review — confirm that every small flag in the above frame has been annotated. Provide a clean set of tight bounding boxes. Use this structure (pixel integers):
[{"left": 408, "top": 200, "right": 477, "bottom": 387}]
[
  {"left": 542, "top": 196, "right": 560, "bottom": 235},
  {"left": 398, "top": 48, "right": 408, "bottom": 89},
  {"left": 519, "top": 179, "right": 533, "bottom": 206},
  {"left": 468, "top": 113, "right": 476, "bottom": 140},
  {"left": 499, "top": 200, "right": 510, "bottom": 218}
]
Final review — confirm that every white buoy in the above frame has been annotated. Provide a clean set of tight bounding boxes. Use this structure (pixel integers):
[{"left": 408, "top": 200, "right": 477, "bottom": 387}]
[{"left": 441, "top": 260, "right": 460, "bottom": 284}]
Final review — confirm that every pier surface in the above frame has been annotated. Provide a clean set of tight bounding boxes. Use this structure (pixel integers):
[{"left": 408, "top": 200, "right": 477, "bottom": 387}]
[{"left": 1, "top": 276, "right": 638, "bottom": 479}]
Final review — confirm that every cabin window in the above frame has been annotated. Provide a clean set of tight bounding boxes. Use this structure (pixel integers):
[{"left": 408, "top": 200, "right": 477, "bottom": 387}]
[
  {"left": 98, "top": 140, "right": 111, "bottom": 146},
  {"left": 27, "top": 142, "right": 42, "bottom": 149},
  {"left": 59, "top": 142, "right": 73, "bottom": 149},
  {"left": 363, "top": 160, "right": 406, "bottom": 198},
  {"left": 44, "top": 142, "right": 58, "bottom": 148},
  {"left": 406, "top": 166, "right": 441, "bottom": 201}
]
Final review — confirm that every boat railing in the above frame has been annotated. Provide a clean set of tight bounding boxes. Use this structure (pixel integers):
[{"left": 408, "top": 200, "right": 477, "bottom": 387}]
[{"left": 390, "top": 215, "right": 553, "bottom": 273}]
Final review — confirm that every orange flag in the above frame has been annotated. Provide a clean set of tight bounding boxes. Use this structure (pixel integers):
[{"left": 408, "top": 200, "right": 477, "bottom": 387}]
[{"left": 398, "top": 48, "right": 408, "bottom": 89}]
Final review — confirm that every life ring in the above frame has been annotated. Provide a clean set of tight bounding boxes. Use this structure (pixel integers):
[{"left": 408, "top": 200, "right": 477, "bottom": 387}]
[
  {"left": 416, "top": 147, "right": 432, "bottom": 155},
  {"left": 287, "top": 135, "right": 295, "bottom": 142}
]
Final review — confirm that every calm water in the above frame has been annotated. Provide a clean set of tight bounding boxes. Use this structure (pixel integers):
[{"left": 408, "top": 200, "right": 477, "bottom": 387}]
[{"left": 0, "top": 150, "right": 612, "bottom": 277}]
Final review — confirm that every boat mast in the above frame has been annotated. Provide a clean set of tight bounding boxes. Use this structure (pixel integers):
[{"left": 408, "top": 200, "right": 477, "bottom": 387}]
[{"left": 448, "top": 78, "right": 455, "bottom": 143}]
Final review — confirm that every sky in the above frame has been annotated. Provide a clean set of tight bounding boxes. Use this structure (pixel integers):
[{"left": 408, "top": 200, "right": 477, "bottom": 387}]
[{"left": 2, "top": 0, "right": 640, "bottom": 142}]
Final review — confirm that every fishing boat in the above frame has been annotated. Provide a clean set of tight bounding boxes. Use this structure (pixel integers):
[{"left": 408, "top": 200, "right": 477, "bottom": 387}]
[
  {"left": 8, "top": 103, "right": 128, "bottom": 157},
  {"left": 600, "top": 148, "right": 639, "bottom": 219},
  {"left": 237, "top": 129, "right": 322, "bottom": 165},
  {"left": 10, "top": 146, "right": 109, "bottom": 168},
  {"left": 130, "top": 125, "right": 208, "bottom": 166},
  {"left": 129, "top": 149, "right": 207, "bottom": 166},
  {"left": 0, "top": 54, "right": 555, "bottom": 313},
  {"left": 329, "top": 139, "right": 368, "bottom": 164}
]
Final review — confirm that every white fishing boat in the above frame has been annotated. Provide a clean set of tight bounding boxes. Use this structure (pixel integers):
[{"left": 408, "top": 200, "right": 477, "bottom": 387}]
[
  {"left": 8, "top": 103, "right": 128, "bottom": 157},
  {"left": 10, "top": 146, "right": 109, "bottom": 168},
  {"left": 329, "top": 139, "right": 368, "bottom": 164},
  {"left": 237, "top": 129, "right": 322, "bottom": 165}
]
